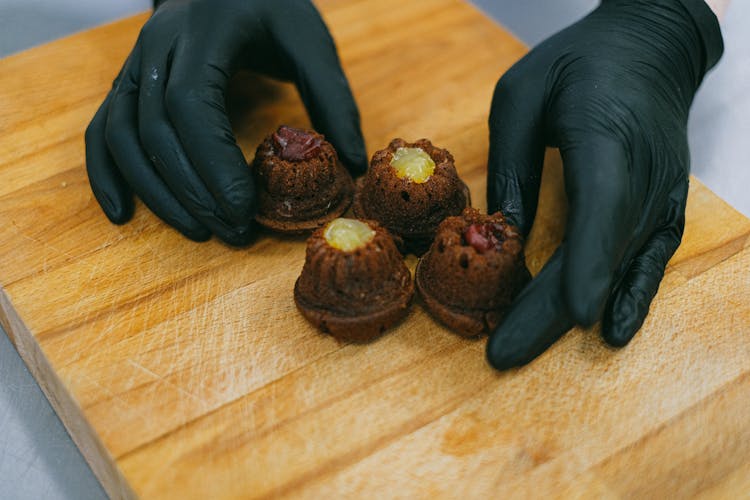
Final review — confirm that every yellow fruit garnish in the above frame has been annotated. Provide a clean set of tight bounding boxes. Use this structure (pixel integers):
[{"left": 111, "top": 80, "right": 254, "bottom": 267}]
[
  {"left": 324, "top": 218, "right": 375, "bottom": 252},
  {"left": 390, "top": 147, "right": 435, "bottom": 183}
]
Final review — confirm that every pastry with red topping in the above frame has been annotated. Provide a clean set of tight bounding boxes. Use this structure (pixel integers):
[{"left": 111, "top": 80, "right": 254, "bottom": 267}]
[
  {"left": 251, "top": 125, "right": 354, "bottom": 233},
  {"left": 416, "top": 208, "right": 530, "bottom": 337}
]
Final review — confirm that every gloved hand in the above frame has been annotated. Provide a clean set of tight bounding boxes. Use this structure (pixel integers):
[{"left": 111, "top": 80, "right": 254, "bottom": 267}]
[
  {"left": 485, "top": 0, "right": 723, "bottom": 369},
  {"left": 85, "top": 0, "right": 367, "bottom": 245}
]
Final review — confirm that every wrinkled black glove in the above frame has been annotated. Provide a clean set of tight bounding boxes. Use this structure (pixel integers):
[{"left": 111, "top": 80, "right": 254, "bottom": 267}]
[
  {"left": 85, "top": 0, "right": 367, "bottom": 245},
  {"left": 486, "top": 0, "right": 723, "bottom": 369}
]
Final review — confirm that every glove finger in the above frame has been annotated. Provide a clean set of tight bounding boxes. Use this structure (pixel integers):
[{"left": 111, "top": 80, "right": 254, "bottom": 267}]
[
  {"left": 269, "top": 2, "right": 367, "bottom": 175},
  {"left": 602, "top": 179, "right": 688, "bottom": 347},
  {"left": 85, "top": 91, "right": 134, "bottom": 224},
  {"left": 166, "top": 35, "right": 256, "bottom": 226},
  {"left": 561, "top": 135, "right": 634, "bottom": 326},
  {"left": 486, "top": 247, "right": 575, "bottom": 370},
  {"left": 106, "top": 49, "right": 211, "bottom": 241},
  {"left": 138, "top": 46, "right": 255, "bottom": 246},
  {"left": 487, "top": 58, "right": 547, "bottom": 236}
]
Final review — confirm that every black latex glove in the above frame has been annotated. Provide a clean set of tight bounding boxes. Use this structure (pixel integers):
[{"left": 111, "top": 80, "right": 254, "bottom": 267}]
[
  {"left": 85, "top": 0, "right": 367, "bottom": 245},
  {"left": 485, "top": 0, "right": 723, "bottom": 369}
]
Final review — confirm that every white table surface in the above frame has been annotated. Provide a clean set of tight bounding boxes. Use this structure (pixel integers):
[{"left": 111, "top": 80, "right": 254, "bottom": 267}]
[{"left": 1, "top": 1, "right": 748, "bottom": 498}]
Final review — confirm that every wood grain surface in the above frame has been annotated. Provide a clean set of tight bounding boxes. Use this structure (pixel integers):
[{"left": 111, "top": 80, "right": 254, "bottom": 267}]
[{"left": 1, "top": 0, "right": 749, "bottom": 498}]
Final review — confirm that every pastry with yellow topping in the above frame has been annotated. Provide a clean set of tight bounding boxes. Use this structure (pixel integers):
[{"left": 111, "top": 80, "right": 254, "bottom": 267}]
[
  {"left": 352, "top": 138, "right": 470, "bottom": 255},
  {"left": 294, "top": 218, "right": 414, "bottom": 342}
]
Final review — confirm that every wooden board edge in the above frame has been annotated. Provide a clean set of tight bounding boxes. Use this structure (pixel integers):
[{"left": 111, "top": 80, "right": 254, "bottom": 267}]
[
  {"left": 0, "top": 287, "right": 135, "bottom": 500},
  {"left": 689, "top": 175, "right": 750, "bottom": 225},
  {"left": 0, "top": 11, "right": 151, "bottom": 65}
]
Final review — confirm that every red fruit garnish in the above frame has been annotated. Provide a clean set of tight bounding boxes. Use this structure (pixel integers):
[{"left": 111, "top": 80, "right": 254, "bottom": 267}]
[
  {"left": 272, "top": 125, "right": 324, "bottom": 161},
  {"left": 463, "top": 223, "right": 505, "bottom": 254}
]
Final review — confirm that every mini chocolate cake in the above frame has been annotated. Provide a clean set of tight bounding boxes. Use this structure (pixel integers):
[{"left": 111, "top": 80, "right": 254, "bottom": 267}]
[
  {"left": 252, "top": 125, "right": 355, "bottom": 233},
  {"left": 352, "top": 138, "right": 470, "bottom": 255},
  {"left": 294, "top": 218, "right": 414, "bottom": 342},
  {"left": 415, "top": 208, "right": 531, "bottom": 337}
]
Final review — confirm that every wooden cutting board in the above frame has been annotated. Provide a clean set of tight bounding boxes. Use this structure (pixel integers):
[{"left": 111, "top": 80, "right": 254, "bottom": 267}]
[{"left": 1, "top": 0, "right": 749, "bottom": 498}]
